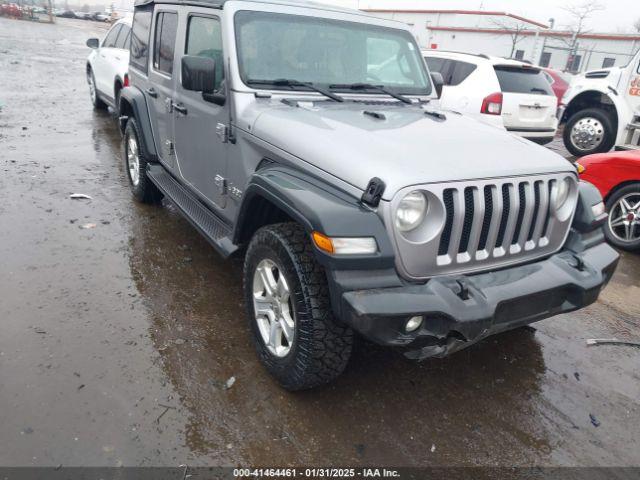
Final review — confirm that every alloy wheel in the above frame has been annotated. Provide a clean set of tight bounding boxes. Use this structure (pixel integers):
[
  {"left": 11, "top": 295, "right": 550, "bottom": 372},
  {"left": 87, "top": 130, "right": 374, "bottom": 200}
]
[
  {"left": 608, "top": 193, "right": 640, "bottom": 242},
  {"left": 126, "top": 135, "right": 140, "bottom": 186},
  {"left": 252, "top": 259, "right": 295, "bottom": 358}
]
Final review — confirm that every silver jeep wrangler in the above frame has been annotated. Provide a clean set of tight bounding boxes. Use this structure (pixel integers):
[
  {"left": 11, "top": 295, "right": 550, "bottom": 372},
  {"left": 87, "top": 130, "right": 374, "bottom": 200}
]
[{"left": 117, "top": 0, "right": 619, "bottom": 390}]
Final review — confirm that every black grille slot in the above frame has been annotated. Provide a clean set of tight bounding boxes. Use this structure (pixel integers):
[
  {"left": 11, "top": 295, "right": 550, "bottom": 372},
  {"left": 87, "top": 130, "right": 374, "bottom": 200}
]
[
  {"left": 478, "top": 186, "right": 493, "bottom": 251},
  {"left": 512, "top": 183, "right": 527, "bottom": 245},
  {"left": 458, "top": 188, "right": 475, "bottom": 253},
  {"left": 495, "top": 184, "right": 511, "bottom": 248},
  {"left": 438, "top": 189, "right": 455, "bottom": 256},
  {"left": 542, "top": 181, "right": 553, "bottom": 238},
  {"left": 527, "top": 181, "right": 542, "bottom": 241}
]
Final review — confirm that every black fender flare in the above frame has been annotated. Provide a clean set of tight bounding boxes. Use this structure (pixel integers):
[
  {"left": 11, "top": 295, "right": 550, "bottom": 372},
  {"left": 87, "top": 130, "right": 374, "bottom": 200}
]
[
  {"left": 118, "top": 86, "right": 158, "bottom": 160},
  {"left": 234, "top": 165, "right": 396, "bottom": 271}
]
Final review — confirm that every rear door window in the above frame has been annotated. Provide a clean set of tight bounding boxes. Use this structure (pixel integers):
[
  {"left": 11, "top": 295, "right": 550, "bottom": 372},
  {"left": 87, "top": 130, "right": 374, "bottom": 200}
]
[
  {"left": 131, "top": 5, "right": 153, "bottom": 73},
  {"left": 102, "top": 24, "right": 122, "bottom": 48},
  {"left": 447, "top": 60, "right": 476, "bottom": 86},
  {"left": 425, "top": 56, "right": 449, "bottom": 76},
  {"left": 153, "top": 12, "right": 178, "bottom": 75},
  {"left": 494, "top": 66, "right": 553, "bottom": 95},
  {"left": 115, "top": 25, "right": 131, "bottom": 50}
]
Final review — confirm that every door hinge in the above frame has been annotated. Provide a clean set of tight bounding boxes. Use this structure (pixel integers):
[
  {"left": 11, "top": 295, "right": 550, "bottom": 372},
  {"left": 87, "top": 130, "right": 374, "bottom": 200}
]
[
  {"left": 216, "top": 123, "right": 229, "bottom": 143},
  {"left": 214, "top": 174, "right": 227, "bottom": 195}
]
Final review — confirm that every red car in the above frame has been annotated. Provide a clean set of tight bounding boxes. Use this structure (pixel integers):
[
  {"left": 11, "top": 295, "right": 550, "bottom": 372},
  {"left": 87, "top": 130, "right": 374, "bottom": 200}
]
[
  {"left": 542, "top": 68, "right": 572, "bottom": 106},
  {"left": 578, "top": 150, "right": 640, "bottom": 251}
]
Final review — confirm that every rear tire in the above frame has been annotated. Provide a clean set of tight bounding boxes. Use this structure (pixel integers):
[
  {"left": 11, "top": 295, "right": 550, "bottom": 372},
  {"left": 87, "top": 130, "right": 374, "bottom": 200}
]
[
  {"left": 243, "top": 223, "right": 353, "bottom": 390},
  {"left": 604, "top": 183, "right": 640, "bottom": 251},
  {"left": 563, "top": 108, "right": 615, "bottom": 157},
  {"left": 87, "top": 68, "right": 107, "bottom": 110},
  {"left": 123, "top": 118, "right": 162, "bottom": 204}
]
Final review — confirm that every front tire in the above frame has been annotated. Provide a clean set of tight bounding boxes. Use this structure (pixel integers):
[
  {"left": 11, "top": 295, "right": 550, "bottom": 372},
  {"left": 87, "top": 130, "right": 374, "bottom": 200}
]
[
  {"left": 563, "top": 108, "right": 615, "bottom": 157},
  {"left": 87, "top": 68, "right": 107, "bottom": 110},
  {"left": 604, "top": 183, "right": 640, "bottom": 251},
  {"left": 243, "top": 223, "right": 353, "bottom": 390},
  {"left": 123, "top": 118, "right": 162, "bottom": 204}
]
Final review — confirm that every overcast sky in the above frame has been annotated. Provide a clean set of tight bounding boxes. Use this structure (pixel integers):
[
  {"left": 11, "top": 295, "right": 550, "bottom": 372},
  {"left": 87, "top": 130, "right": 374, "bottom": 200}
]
[
  {"left": 101, "top": 0, "right": 638, "bottom": 33},
  {"left": 322, "top": 0, "right": 640, "bottom": 33}
]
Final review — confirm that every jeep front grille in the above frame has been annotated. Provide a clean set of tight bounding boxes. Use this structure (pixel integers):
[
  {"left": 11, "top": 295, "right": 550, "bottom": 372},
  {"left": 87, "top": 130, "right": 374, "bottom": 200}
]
[{"left": 386, "top": 173, "right": 578, "bottom": 279}]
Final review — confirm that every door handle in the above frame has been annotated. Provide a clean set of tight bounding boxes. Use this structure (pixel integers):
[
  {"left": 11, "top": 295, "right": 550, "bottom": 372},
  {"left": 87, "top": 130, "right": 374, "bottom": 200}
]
[
  {"left": 145, "top": 88, "right": 157, "bottom": 98},
  {"left": 172, "top": 102, "right": 187, "bottom": 115}
]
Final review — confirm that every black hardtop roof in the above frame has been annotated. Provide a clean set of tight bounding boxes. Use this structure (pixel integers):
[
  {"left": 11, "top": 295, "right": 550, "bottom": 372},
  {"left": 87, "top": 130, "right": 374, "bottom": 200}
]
[{"left": 133, "top": 0, "right": 369, "bottom": 16}]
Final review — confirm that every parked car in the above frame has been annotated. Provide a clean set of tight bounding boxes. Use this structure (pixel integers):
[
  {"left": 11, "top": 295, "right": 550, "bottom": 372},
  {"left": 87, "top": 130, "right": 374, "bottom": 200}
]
[
  {"left": 86, "top": 18, "right": 131, "bottom": 113},
  {"left": 423, "top": 51, "right": 559, "bottom": 144},
  {"left": 57, "top": 10, "right": 77, "bottom": 18},
  {"left": 91, "top": 11, "right": 110, "bottom": 22},
  {"left": 118, "top": 0, "right": 617, "bottom": 390},
  {"left": 560, "top": 49, "right": 640, "bottom": 156},
  {"left": 577, "top": 150, "right": 640, "bottom": 250},
  {"left": 75, "top": 11, "right": 91, "bottom": 20},
  {"left": 0, "top": 3, "right": 22, "bottom": 17},
  {"left": 542, "top": 68, "right": 572, "bottom": 106}
]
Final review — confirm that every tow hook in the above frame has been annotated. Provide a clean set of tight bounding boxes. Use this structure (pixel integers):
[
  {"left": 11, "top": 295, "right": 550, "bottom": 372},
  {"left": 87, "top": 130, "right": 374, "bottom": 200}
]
[
  {"left": 571, "top": 254, "right": 586, "bottom": 271},
  {"left": 455, "top": 279, "right": 471, "bottom": 300}
]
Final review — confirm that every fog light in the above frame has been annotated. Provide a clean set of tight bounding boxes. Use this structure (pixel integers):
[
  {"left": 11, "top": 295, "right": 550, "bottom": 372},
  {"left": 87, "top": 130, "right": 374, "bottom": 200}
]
[{"left": 405, "top": 315, "right": 423, "bottom": 332}]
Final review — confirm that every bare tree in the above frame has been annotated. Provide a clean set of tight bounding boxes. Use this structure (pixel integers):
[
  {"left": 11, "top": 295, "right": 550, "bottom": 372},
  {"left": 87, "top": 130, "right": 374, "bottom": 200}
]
[
  {"left": 633, "top": 18, "right": 640, "bottom": 33},
  {"left": 558, "top": 1, "right": 605, "bottom": 71},
  {"left": 490, "top": 18, "right": 530, "bottom": 58}
]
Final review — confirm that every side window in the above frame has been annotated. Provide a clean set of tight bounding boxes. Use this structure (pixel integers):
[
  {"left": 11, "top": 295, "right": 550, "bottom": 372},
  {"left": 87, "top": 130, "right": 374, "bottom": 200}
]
[
  {"left": 153, "top": 12, "right": 178, "bottom": 75},
  {"left": 103, "top": 24, "right": 122, "bottom": 48},
  {"left": 448, "top": 60, "right": 477, "bottom": 86},
  {"left": 425, "top": 56, "right": 446, "bottom": 74},
  {"left": 185, "top": 15, "right": 224, "bottom": 91},
  {"left": 426, "top": 57, "right": 458, "bottom": 85},
  {"left": 115, "top": 25, "right": 131, "bottom": 50},
  {"left": 131, "top": 5, "right": 153, "bottom": 73}
]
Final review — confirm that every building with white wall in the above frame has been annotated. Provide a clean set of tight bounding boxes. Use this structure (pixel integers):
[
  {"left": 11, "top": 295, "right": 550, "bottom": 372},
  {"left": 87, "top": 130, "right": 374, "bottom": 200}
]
[{"left": 363, "top": 9, "right": 640, "bottom": 73}]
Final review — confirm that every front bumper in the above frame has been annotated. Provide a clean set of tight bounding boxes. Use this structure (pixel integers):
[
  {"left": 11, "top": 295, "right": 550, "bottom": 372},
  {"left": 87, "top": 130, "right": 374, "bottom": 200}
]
[{"left": 339, "top": 242, "right": 618, "bottom": 360}]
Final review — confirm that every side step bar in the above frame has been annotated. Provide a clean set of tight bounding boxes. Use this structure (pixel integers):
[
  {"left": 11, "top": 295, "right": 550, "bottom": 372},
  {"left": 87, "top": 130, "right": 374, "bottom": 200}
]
[{"left": 146, "top": 164, "right": 237, "bottom": 257}]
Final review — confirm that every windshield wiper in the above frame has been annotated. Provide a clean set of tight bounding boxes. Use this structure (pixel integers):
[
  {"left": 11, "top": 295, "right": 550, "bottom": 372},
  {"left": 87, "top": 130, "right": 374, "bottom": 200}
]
[
  {"left": 530, "top": 87, "right": 548, "bottom": 94},
  {"left": 328, "top": 83, "right": 413, "bottom": 104},
  {"left": 246, "top": 78, "right": 344, "bottom": 102}
]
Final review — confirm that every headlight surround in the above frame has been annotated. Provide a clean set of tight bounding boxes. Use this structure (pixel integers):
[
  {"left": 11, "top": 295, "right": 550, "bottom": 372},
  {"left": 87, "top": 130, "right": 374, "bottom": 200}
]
[
  {"left": 395, "top": 191, "right": 428, "bottom": 232},
  {"left": 556, "top": 177, "right": 572, "bottom": 210}
]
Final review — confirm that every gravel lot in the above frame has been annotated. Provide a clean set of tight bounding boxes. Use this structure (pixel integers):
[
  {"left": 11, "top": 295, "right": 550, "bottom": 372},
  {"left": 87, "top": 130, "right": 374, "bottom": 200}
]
[{"left": 0, "top": 16, "right": 639, "bottom": 468}]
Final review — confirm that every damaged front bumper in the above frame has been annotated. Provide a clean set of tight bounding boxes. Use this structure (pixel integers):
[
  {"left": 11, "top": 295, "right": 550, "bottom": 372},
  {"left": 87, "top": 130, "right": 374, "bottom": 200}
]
[{"left": 339, "top": 241, "right": 618, "bottom": 360}]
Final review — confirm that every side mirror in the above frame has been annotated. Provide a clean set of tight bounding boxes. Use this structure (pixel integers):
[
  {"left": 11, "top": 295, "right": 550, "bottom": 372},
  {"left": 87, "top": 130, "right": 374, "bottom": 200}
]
[
  {"left": 181, "top": 55, "right": 225, "bottom": 105},
  {"left": 430, "top": 71, "right": 444, "bottom": 99},
  {"left": 86, "top": 38, "right": 99, "bottom": 49}
]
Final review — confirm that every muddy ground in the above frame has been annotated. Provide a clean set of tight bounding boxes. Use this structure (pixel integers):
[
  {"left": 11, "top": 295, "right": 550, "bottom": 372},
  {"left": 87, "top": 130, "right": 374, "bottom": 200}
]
[{"left": 0, "top": 17, "right": 639, "bottom": 468}]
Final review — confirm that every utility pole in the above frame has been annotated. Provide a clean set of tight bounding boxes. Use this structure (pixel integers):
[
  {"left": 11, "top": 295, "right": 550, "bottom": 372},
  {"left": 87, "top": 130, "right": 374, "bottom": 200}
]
[
  {"left": 47, "top": 0, "right": 54, "bottom": 22},
  {"left": 538, "top": 18, "right": 554, "bottom": 66}
]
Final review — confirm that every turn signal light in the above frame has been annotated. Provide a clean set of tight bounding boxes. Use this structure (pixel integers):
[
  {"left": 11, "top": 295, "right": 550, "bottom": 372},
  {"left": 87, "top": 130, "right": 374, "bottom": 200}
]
[
  {"left": 312, "top": 232, "right": 377, "bottom": 255},
  {"left": 480, "top": 92, "right": 503, "bottom": 115}
]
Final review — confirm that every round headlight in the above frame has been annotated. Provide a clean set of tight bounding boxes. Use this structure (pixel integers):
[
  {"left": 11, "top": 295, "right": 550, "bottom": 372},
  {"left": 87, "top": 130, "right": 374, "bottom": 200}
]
[
  {"left": 396, "top": 191, "right": 427, "bottom": 232},
  {"left": 556, "top": 177, "right": 572, "bottom": 209}
]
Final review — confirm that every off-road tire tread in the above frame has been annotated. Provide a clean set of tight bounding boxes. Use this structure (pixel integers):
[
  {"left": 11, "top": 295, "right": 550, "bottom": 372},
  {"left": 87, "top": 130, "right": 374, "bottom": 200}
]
[
  {"left": 123, "top": 118, "right": 162, "bottom": 204},
  {"left": 244, "top": 223, "right": 353, "bottom": 390}
]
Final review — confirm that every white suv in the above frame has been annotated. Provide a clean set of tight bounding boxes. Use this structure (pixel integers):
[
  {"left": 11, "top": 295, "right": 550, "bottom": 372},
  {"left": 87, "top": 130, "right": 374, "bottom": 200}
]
[
  {"left": 423, "top": 51, "right": 558, "bottom": 145},
  {"left": 86, "top": 18, "right": 132, "bottom": 114}
]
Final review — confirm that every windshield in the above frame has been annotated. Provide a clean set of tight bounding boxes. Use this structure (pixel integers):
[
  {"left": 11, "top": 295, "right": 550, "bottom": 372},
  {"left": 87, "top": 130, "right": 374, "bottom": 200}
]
[{"left": 234, "top": 11, "right": 432, "bottom": 96}]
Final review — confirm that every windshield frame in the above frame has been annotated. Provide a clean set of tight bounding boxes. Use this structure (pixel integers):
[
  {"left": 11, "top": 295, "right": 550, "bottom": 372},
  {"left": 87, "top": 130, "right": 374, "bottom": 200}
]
[{"left": 233, "top": 9, "right": 433, "bottom": 97}]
